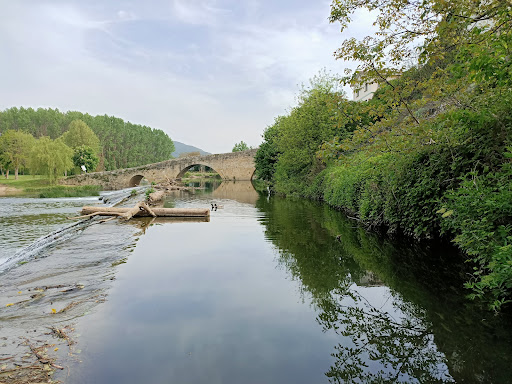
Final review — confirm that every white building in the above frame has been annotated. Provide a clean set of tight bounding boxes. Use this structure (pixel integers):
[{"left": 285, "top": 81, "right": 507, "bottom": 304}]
[{"left": 352, "top": 81, "right": 380, "bottom": 102}]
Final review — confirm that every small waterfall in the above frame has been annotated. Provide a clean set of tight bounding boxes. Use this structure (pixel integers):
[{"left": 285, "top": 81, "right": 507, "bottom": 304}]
[
  {"left": 0, "top": 186, "right": 149, "bottom": 273},
  {"left": 100, "top": 186, "right": 147, "bottom": 206}
]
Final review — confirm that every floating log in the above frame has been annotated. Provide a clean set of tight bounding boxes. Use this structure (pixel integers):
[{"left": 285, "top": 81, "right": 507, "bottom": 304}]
[
  {"left": 121, "top": 201, "right": 156, "bottom": 220},
  {"left": 81, "top": 206, "right": 210, "bottom": 218},
  {"left": 147, "top": 190, "right": 166, "bottom": 204}
]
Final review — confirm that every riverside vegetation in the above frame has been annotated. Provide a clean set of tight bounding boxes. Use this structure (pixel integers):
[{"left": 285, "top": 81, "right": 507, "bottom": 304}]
[
  {"left": 255, "top": 0, "right": 512, "bottom": 310},
  {"left": 0, "top": 175, "right": 101, "bottom": 198},
  {"left": 0, "top": 108, "right": 175, "bottom": 178},
  {"left": 0, "top": 109, "right": 174, "bottom": 197}
]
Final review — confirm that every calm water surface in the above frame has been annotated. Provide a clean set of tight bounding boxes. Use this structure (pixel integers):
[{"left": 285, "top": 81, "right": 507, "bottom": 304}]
[{"left": 1, "top": 182, "right": 511, "bottom": 383}]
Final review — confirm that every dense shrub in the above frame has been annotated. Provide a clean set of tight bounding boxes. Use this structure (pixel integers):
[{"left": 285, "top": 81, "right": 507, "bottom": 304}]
[{"left": 254, "top": 8, "right": 512, "bottom": 309}]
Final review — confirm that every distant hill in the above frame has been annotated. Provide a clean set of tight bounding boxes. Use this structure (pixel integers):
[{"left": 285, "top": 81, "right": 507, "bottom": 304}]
[{"left": 172, "top": 141, "right": 210, "bottom": 158}]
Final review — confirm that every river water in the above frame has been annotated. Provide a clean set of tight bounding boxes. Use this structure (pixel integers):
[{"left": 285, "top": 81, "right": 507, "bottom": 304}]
[{"left": 0, "top": 181, "right": 511, "bottom": 383}]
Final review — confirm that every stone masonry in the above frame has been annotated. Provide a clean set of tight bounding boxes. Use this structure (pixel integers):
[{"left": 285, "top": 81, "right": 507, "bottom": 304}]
[{"left": 60, "top": 149, "right": 258, "bottom": 190}]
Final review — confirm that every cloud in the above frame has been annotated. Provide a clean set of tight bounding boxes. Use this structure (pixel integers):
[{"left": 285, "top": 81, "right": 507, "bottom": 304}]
[
  {"left": 117, "top": 10, "right": 137, "bottom": 21},
  {"left": 170, "top": 0, "right": 231, "bottom": 26},
  {"left": 0, "top": 0, "right": 372, "bottom": 153}
]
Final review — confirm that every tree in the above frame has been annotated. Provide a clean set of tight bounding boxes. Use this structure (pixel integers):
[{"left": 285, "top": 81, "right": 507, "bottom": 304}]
[
  {"left": 260, "top": 72, "right": 351, "bottom": 194},
  {"left": 232, "top": 141, "right": 250, "bottom": 152},
  {"left": 0, "top": 129, "right": 35, "bottom": 179},
  {"left": 255, "top": 121, "right": 281, "bottom": 182},
  {"left": 325, "top": 1, "right": 512, "bottom": 310},
  {"left": 0, "top": 151, "right": 12, "bottom": 178},
  {"left": 329, "top": 0, "right": 512, "bottom": 135},
  {"left": 29, "top": 137, "right": 73, "bottom": 183},
  {"left": 329, "top": 0, "right": 511, "bottom": 75},
  {"left": 61, "top": 119, "right": 100, "bottom": 153},
  {"left": 72, "top": 145, "right": 99, "bottom": 173},
  {"left": 0, "top": 107, "right": 175, "bottom": 171}
]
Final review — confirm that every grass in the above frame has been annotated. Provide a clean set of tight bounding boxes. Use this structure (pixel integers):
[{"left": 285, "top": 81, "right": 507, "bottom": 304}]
[
  {"left": 0, "top": 174, "right": 101, "bottom": 198},
  {"left": 0, "top": 174, "right": 48, "bottom": 188}
]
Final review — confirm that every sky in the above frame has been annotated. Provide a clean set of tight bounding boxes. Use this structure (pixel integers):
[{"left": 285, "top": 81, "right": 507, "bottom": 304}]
[{"left": 0, "top": 0, "right": 371, "bottom": 154}]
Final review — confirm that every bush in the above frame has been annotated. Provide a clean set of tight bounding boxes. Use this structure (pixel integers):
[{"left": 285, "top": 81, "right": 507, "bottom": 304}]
[
  {"left": 26, "top": 185, "right": 101, "bottom": 198},
  {"left": 440, "top": 158, "right": 512, "bottom": 311}
]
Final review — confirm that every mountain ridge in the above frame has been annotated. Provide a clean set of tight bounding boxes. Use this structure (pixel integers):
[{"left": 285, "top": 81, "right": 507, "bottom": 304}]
[{"left": 172, "top": 141, "right": 210, "bottom": 158}]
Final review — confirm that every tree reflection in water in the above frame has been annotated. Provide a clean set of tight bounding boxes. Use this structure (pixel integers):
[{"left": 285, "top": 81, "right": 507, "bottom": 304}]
[
  {"left": 256, "top": 195, "right": 512, "bottom": 384},
  {"left": 319, "top": 290, "right": 452, "bottom": 383}
]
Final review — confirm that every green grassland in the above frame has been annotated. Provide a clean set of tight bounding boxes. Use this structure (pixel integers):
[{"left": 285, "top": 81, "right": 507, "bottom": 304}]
[{"left": 0, "top": 175, "right": 101, "bottom": 198}]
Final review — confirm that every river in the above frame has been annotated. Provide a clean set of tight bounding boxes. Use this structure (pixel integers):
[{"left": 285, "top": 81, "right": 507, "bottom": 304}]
[{"left": 0, "top": 181, "right": 511, "bottom": 383}]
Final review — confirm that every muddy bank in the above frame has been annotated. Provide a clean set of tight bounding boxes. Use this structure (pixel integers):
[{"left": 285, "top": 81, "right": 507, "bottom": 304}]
[{"left": 0, "top": 185, "right": 22, "bottom": 197}]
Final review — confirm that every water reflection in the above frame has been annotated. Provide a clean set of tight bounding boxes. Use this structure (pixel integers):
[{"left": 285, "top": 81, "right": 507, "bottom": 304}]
[
  {"left": 180, "top": 180, "right": 260, "bottom": 205},
  {"left": 212, "top": 181, "right": 260, "bottom": 205},
  {"left": 255, "top": 196, "right": 512, "bottom": 383},
  {"left": 2, "top": 188, "right": 511, "bottom": 384},
  {"left": 127, "top": 216, "right": 210, "bottom": 234}
]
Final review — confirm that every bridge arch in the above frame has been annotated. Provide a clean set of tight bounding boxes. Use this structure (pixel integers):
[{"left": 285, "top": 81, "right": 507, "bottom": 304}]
[
  {"left": 128, "top": 175, "right": 145, "bottom": 187},
  {"left": 176, "top": 163, "right": 223, "bottom": 179}
]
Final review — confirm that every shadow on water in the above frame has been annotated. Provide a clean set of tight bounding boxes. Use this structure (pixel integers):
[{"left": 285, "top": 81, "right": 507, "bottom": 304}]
[{"left": 255, "top": 195, "right": 512, "bottom": 384}]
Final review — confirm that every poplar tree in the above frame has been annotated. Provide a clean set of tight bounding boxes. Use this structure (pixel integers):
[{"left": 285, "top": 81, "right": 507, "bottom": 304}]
[{"left": 61, "top": 119, "right": 100, "bottom": 154}]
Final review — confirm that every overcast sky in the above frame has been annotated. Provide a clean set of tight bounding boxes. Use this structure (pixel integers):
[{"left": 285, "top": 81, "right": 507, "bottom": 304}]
[{"left": 0, "top": 0, "right": 370, "bottom": 153}]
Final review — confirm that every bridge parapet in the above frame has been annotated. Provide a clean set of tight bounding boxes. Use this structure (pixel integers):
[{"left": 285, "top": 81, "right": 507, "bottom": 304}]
[{"left": 61, "top": 149, "right": 258, "bottom": 190}]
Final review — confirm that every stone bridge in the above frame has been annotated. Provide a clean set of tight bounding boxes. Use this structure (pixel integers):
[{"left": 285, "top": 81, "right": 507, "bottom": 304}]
[{"left": 61, "top": 149, "right": 258, "bottom": 190}]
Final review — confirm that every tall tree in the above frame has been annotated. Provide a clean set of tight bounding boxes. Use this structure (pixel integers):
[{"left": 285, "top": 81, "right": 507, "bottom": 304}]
[
  {"left": 0, "top": 129, "right": 35, "bottom": 179},
  {"left": 329, "top": 0, "right": 511, "bottom": 74},
  {"left": 255, "top": 121, "right": 281, "bottom": 182},
  {"left": 0, "top": 107, "right": 175, "bottom": 171},
  {"left": 61, "top": 119, "right": 100, "bottom": 154}
]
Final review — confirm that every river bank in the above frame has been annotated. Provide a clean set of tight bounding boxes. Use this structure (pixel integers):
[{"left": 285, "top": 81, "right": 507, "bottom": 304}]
[
  {"left": 0, "top": 184, "right": 21, "bottom": 196},
  {"left": 0, "top": 175, "right": 101, "bottom": 198},
  {"left": 255, "top": 69, "right": 512, "bottom": 311}
]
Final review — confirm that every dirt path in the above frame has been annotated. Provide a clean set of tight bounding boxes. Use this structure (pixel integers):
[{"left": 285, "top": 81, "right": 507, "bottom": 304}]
[{"left": 0, "top": 184, "right": 22, "bottom": 196}]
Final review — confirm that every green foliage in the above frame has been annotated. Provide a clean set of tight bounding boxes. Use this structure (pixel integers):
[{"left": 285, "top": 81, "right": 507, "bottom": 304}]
[
  {"left": 232, "top": 141, "right": 250, "bottom": 152},
  {"left": 329, "top": 0, "right": 511, "bottom": 83},
  {"left": 440, "top": 157, "right": 512, "bottom": 311},
  {"left": 27, "top": 185, "right": 101, "bottom": 198},
  {"left": 0, "top": 108, "right": 175, "bottom": 171},
  {"left": 145, "top": 187, "right": 155, "bottom": 201},
  {"left": 61, "top": 119, "right": 100, "bottom": 154},
  {"left": 254, "top": 119, "right": 281, "bottom": 182},
  {"left": 29, "top": 137, "right": 73, "bottom": 184},
  {"left": 253, "top": 2, "right": 512, "bottom": 309},
  {"left": 72, "top": 145, "right": 99, "bottom": 172},
  {"left": 0, "top": 129, "right": 35, "bottom": 179},
  {"left": 255, "top": 71, "right": 361, "bottom": 195}
]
